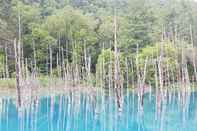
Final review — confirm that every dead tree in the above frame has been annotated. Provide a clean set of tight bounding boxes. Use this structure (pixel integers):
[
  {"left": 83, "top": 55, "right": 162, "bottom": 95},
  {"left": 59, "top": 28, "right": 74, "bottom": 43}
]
[
  {"left": 61, "top": 47, "right": 65, "bottom": 80},
  {"left": 32, "top": 39, "right": 37, "bottom": 74},
  {"left": 14, "top": 7, "right": 22, "bottom": 107},
  {"left": 5, "top": 46, "right": 9, "bottom": 78},
  {"left": 113, "top": 8, "right": 123, "bottom": 110},
  {"left": 49, "top": 45, "right": 53, "bottom": 77},
  {"left": 14, "top": 39, "right": 21, "bottom": 107}
]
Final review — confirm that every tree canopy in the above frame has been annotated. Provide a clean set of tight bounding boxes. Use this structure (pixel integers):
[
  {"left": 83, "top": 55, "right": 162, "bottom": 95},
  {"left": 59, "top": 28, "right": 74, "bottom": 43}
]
[{"left": 0, "top": 0, "right": 197, "bottom": 80}]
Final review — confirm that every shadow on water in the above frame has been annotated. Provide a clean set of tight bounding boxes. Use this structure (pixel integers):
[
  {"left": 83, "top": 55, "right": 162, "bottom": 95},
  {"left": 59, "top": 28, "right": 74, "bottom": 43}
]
[{"left": 0, "top": 88, "right": 197, "bottom": 131}]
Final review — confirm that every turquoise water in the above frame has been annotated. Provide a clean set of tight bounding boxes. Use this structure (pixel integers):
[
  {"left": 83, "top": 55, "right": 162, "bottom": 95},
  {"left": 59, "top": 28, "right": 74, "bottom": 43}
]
[{"left": 0, "top": 91, "right": 197, "bottom": 131}]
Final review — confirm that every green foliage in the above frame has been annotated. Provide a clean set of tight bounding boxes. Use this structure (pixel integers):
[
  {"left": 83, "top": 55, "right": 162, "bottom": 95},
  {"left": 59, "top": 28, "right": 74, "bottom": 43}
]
[
  {"left": 1, "top": 0, "right": 197, "bottom": 85},
  {"left": 23, "top": 25, "right": 55, "bottom": 72},
  {"left": 44, "top": 6, "right": 96, "bottom": 40},
  {"left": 0, "top": 79, "right": 16, "bottom": 88},
  {"left": 115, "top": 0, "right": 158, "bottom": 52},
  {"left": 137, "top": 42, "right": 178, "bottom": 84},
  {"left": 138, "top": 42, "right": 178, "bottom": 65}
]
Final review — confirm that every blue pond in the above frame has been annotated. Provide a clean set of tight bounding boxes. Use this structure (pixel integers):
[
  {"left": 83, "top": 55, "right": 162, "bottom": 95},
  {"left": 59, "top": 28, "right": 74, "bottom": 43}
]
[{"left": 0, "top": 90, "right": 197, "bottom": 131}]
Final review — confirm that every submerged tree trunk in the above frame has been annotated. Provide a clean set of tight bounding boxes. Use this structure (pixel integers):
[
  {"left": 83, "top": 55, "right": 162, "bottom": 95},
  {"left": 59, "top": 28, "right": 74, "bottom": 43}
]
[
  {"left": 14, "top": 39, "right": 21, "bottom": 107},
  {"left": 15, "top": 7, "right": 22, "bottom": 107},
  {"left": 113, "top": 8, "right": 123, "bottom": 110}
]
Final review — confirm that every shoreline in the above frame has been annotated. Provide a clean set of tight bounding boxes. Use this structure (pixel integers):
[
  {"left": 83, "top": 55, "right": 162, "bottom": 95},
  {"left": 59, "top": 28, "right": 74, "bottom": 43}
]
[
  {"left": 0, "top": 83, "right": 98, "bottom": 99},
  {"left": 1, "top": 78, "right": 197, "bottom": 99}
]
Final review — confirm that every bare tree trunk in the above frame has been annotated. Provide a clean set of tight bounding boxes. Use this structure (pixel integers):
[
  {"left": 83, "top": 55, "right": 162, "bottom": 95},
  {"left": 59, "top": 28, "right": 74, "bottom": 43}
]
[
  {"left": 21, "top": 41, "right": 25, "bottom": 79},
  {"left": 72, "top": 41, "right": 76, "bottom": 86},
  {"left": 190, "top": 24, "right": 194, "bottom": 46},
  {"left": 84, "top": 40, "right": 87, "bottom": 79},
  {"left": 159, "top": 27, "right": 165, "bottom": 100},
  {"left": 138, "top": 57, "right": 148, "bottom": 112},
  {"left": 18, "top": 7, "right": 22, "bottom": 82},
  {"left": 56, "top": 53, "right": 60, "bottom": 77},
  {"left": 87, "top": 56, "right": 91, "bottom": 82},
  {"left": 108, "top": 41, "right": 113, "bottom": 89},
  {"left": 2, "top": 55, "right": 5, "bottom": 79},
  {"left": 46, "top": 52, "right": 49, "bottom": 77},
  {"left": 136, "top": 44, "right": 140, "bottom": 88},
  {"left": 126, "top": 57, "right": 129, "bottom": 88},
  {"left": 61, "top": 47, "right": 65, "bottom": 80},
  {"left": 130, "top": 59, "right": 134, "bottom": 87},
  {"left": 33, "top": 39, "right": 37, "bottom": 73},
  {"left": 14, "top": 39, "right": 21, "bottom": 107},
  {"left": 113, "top": 8, "right": 123, "bottom": 110},
  {"left": 25, "top": 58, "right": 28, "bottom": 79},
  {"left": 58, "top": 35, "right": 62, "bottom": 78},
  {"left": 102, "top": 42, "right": 105, "bottom": 87},
  {"left": 49, "top": 45, "right": 53, "bottom": 78},
  {"left": 15, "top": 6, "right": 22, "bottom": 107},
  {"left": 5, "top": 46, "right": 9, "bottom": 78}
]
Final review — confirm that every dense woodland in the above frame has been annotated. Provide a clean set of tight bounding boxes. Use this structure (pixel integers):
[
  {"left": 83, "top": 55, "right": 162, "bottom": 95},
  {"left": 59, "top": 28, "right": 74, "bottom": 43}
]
[{"left": 1, "top": 0, "right": 197, "bottom": 87}]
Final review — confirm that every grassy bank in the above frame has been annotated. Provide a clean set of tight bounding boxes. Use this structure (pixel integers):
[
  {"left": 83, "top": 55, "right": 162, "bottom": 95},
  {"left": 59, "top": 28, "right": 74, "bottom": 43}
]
[
  {"left": 0, "top": 77, "right": 94, "bottom": 89},
  {"left": 0, "top": 77, "right": 59, "bottom": 88},
  {"left": 0, "top": 79, "right": 16, "bottom": 88}
]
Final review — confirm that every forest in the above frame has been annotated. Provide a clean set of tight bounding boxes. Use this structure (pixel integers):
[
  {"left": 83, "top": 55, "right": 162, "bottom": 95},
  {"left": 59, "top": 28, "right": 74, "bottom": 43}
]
[
  {"left": 1, "top": 1, "right": 197, "bottom": 131},
  {"left": 0, "top": 0, "right": 197, "bottom": 88}
]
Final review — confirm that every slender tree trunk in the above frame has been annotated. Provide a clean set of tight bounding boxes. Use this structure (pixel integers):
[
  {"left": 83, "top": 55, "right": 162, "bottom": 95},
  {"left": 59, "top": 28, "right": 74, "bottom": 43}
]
[
  {"left": 18, "top": 7, "right": 22, "bottom": 82},
  {"left": 49, "top": 45, "right": 53, "bottom": 78},
  {"left": 56, "top": 53, "right": 60, "bottom": 77},
  {"left": 14, "top": 39, "right": 21, "bottom": 107},
  {"left": 62, "top": 47, "right": 65, "bottom": 80},
  {"left": 58, "top": 35, "right": 62, "bottom": 78},
  {"left": 5, "top": 46, "right": 9, "bottom": 78},
  {"left": 2, "top": 55, "right": 5, "bottom": 79},
  {"left": 113, "top": 8, "right": 122, "bottom": 110},
  {"left": 84, "top": 40, "right": 87, "bottom": 79},
  {"left": 33, "top": 39, "right": 37, "bottom": 72},
  {"left": 126, "top": 57, "right": 129, "bottom": 88},
  {"left": 25, "top": 58, "right": 28, "bottom": 79}
]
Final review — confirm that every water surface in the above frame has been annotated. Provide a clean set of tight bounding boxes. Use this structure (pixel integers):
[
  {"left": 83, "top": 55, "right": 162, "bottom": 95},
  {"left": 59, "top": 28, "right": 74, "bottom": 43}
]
[{"left": 0, "top": 90, "right": 197, "bottom": 131}]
